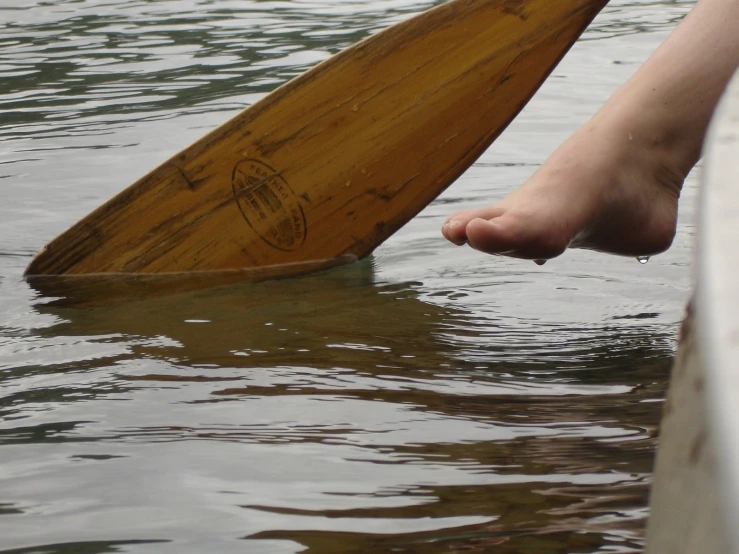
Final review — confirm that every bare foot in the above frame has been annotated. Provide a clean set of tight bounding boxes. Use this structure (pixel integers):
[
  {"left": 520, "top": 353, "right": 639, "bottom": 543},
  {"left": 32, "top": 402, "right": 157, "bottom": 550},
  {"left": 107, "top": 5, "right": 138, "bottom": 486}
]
[
  {"left": 441, "top": 112, "right": 686, "bottom": 262},
  {"left": 441, "top": 0, "right": 739, "bottom": 264}
]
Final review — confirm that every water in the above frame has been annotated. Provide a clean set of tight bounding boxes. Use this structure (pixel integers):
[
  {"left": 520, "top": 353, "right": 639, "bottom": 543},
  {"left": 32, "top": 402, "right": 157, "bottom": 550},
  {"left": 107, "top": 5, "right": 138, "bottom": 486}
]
[{"left": 1, "top": 0, "right": 696, "bottom": 552}]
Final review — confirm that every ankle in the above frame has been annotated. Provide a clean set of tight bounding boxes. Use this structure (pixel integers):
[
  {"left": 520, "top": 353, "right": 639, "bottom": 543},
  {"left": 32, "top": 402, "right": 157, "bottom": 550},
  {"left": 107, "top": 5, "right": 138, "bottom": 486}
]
[{"left": 596, "top": 92, "right": 696, "bottom": 185}]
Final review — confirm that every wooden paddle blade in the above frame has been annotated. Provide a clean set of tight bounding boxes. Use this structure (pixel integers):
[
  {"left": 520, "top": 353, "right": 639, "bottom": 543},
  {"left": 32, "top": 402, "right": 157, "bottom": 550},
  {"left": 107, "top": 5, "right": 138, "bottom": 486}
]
[{"left": 26, "top": 0, "right": 608, "bottom": 276}]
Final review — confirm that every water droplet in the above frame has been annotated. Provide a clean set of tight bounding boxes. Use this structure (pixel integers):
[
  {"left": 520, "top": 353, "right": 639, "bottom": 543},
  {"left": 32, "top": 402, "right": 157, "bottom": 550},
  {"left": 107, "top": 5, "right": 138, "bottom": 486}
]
[{"left": 637, "top": 256, "right": 650, "bottom": 264}]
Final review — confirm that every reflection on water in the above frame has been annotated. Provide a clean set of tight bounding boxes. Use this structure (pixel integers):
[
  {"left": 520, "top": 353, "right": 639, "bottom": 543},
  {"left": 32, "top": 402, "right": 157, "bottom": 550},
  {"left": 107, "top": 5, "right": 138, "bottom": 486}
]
[
  {"left": 0, "top": 0, "right": 693, "bottom": 552},
  {"left": 3, "top": 263, "right": 670, "bottom": 553}
]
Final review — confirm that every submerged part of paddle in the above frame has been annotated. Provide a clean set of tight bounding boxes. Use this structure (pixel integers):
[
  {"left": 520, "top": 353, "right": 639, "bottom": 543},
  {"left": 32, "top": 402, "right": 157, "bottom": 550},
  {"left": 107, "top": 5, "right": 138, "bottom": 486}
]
[{"left": 26, "top": 0, "right": 608, "bottom": 277}]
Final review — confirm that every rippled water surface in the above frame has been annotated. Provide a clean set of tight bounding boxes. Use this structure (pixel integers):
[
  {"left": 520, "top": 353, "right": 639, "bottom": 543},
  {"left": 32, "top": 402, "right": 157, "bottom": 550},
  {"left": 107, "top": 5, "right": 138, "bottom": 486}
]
[{"left": 1, "top": 0, "right": 695, "bottom": 552}]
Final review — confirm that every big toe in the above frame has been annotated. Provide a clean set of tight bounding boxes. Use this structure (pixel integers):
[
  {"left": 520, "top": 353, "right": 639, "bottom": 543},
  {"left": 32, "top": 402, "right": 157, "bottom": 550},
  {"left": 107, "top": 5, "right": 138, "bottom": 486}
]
[
  {"left": 442, "top": 207, "right": 504, "bottom": 245},
  {"left": 465, "top": 212, "right": 569, "bottom": 260}
]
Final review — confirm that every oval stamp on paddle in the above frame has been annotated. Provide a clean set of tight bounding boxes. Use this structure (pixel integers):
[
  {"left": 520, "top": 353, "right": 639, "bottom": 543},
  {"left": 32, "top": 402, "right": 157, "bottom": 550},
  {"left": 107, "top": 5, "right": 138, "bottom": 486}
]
[{"left": 232, "top": 159, "right": 307, "bottom": 252}]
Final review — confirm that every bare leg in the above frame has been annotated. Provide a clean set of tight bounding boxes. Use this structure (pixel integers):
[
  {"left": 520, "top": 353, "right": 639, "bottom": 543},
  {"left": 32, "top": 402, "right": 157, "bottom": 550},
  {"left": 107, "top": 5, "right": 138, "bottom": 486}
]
[{"left": 442, "top": 0, "right": 739, "bottom": 261}]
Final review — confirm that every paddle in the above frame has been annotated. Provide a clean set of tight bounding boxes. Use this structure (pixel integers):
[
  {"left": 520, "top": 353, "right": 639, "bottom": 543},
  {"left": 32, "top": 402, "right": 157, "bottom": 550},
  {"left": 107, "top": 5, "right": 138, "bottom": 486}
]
[{"left": 25, "top": 0, "right": 608, "bottom": 278}]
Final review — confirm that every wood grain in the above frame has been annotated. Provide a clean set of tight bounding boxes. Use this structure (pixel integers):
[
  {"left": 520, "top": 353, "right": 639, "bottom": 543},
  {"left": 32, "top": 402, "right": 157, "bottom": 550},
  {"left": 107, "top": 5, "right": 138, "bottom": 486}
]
[{"left": 26, "top": 0, "right": 608, "bottom": 276}]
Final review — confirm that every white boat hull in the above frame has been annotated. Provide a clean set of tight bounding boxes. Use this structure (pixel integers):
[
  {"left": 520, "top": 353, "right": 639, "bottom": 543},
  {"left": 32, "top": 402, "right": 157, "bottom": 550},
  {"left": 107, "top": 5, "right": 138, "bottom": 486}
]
[{"left": 647, "top": 68, "right": 739, "bottom": 554}]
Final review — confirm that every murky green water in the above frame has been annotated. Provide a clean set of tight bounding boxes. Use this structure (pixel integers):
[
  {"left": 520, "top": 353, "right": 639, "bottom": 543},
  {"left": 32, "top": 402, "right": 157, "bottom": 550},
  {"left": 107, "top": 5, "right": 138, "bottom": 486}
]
[{"left": 1, "top": 0, "right": 695, "bottom": 552}]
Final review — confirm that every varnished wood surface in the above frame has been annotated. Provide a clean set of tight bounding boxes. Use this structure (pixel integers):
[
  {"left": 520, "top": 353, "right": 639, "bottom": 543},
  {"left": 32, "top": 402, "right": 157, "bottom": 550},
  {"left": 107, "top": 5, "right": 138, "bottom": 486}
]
[{"left": 26, "top": 0, "right": 608, "bottom": 277}]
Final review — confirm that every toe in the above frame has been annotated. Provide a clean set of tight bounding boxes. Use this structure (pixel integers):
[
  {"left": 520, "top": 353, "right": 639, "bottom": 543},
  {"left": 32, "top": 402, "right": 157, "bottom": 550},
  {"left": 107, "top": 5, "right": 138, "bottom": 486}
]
[
  {"left": 465, "top": 213, "right": 569, "bottom": 260},
  {"left": 442, "top": 207, "right": 504, "bottom": 245},
  {"left": 465, "top": 217, "right": 518, "bottom": 255},
  {"left": 441, "top": 218, "right": 469, "bottom": 245}
]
